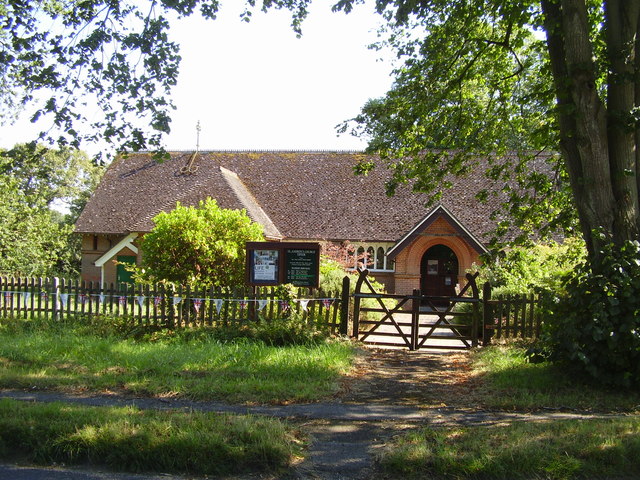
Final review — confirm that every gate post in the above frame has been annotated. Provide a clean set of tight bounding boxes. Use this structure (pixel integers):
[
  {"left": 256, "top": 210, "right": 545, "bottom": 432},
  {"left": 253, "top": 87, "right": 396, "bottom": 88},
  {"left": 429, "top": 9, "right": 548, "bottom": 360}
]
[
  {"left": 339, "top": 275, "right": 350, "bottom": 336},
  {"left": 352, "top": 269, "right": 368, "bottom": 338},
  {"left": 411, "top": 289, "right": 421, "bottom": 350},
  {"left": 482, "top": 282, "right": 492, "bottom": 345}
]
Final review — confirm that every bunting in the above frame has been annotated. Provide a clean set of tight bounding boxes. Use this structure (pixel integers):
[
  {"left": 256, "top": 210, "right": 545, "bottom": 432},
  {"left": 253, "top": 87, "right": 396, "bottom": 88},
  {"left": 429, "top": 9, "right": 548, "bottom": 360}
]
[
  {"left": 193, "top": 298, "right": 202, "bottom": 313},
  {"left": 137, "top": 296, "right": 145, "bottom": 307},
  {"left": 299, "top": 299, "right": 309, "bottom": 311},
  {"left": 214, "top": 299, "right": 223, "bottom": 313},
  {"left": 257, "top": 299, "right": 268, "bottom": 311},
  {"left": 22, "top": 292, "right": 31, "bottom": 306},
  {"left": 59, "top": 293, "right": 69, "bottom": 307}
]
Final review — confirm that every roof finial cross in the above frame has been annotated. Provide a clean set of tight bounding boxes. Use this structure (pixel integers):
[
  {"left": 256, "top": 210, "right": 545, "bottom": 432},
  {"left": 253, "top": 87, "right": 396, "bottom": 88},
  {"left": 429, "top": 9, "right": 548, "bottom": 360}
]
[{"left": 196, "top": 120, "right": 201, "bottom": 153}]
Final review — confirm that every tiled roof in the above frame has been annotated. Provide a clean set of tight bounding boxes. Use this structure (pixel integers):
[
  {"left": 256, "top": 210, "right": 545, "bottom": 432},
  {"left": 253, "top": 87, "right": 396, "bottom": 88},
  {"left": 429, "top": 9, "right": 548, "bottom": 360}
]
[{"left": 74, "top": 151, "right": 514, "bottom": 244}]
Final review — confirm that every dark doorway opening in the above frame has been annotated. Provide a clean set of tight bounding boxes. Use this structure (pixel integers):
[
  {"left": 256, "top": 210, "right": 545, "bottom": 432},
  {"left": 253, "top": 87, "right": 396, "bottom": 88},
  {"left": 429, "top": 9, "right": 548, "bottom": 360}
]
[{"left": 420, "top": 245, "right": 459, "bottom": 300}]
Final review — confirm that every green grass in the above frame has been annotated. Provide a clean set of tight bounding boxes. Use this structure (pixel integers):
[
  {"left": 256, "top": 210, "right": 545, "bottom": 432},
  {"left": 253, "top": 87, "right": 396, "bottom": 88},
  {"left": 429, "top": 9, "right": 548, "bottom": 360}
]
[
  {"left": 0, "top": 398, "right": 301, "bottom": 476},
  {"left": 0, "top": 316, "right": 356, "bottom": 403},
  {"left": 381, "top": 417, "right": 640, "bottom": 479},
  {"left": 382, "top": 343, "right": 640, "bottom": 479},
  {"left": 471, "top": 343, "right": 640, "bottom": 412}
]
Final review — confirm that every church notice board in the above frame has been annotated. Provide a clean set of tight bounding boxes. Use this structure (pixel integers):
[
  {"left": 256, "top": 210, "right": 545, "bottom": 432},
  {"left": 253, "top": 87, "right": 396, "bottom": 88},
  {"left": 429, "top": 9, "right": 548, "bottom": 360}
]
[{"left": 246, "top": 242, "right": 320, "bottom": 288}]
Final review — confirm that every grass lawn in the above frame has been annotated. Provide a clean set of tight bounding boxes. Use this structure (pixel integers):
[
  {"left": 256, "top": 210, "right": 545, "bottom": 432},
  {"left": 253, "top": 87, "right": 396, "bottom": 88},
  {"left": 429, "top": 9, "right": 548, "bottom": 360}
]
[
  {"left": 380, "top": 342, "right": 640, "bottom": 479},
  {"left": 0, "top": 316, "right": 356, "bottom": 404},
  {"left": 0, "top": 398, "right": 301, "bottom": 476},
  {"left": 0, "top": 315, "right": 351, "bottom": 475},
  {"left": 471, "top": 343, "right": 640, "bottom": 412},
  {"left": 381, "top": 416, "right": 640, "bottom": 479}
]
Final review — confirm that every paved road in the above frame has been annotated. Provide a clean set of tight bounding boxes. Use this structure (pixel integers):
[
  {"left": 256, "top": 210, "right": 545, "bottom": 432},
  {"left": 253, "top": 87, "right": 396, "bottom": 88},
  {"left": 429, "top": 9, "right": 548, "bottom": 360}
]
[{"left": 0, "top": 390, "right": 623, "bottom": 480}]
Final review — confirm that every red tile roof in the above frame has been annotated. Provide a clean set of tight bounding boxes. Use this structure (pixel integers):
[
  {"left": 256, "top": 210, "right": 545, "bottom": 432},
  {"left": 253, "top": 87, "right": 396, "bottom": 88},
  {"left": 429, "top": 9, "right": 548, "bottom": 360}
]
[{"left": 75, "top": 151, "right": 512, "bottom": 244}]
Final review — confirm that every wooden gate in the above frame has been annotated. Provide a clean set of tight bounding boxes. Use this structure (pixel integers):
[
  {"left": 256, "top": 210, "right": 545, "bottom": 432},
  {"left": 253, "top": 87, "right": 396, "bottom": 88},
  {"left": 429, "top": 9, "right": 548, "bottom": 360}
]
[{"left": 352, "top": 269, "right": 483, "bottom": 350}]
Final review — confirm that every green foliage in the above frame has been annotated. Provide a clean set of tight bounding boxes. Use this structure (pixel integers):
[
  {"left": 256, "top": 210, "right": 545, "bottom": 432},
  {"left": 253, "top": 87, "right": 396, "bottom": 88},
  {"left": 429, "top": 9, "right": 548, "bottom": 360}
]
[
  {"left": 474, "top": 238, "right": 586, "bottom": 295},
  {"left": 545, "top": 239, "right": 640, "bottom": 388},
  {"left": 1, "top": 1, "right": 310, "bottom": 155},
  {"left": 336, "top": 0, "right": 578, "bottom": 246},
  {"left": 0, "top": 144, "right": 103, "bottom": 276},
  {"left": 140, "top": 198, "right": 264, "bottom": 287},
  {"left": 319, "top": 257, "right": 351, "bottom": 293}
]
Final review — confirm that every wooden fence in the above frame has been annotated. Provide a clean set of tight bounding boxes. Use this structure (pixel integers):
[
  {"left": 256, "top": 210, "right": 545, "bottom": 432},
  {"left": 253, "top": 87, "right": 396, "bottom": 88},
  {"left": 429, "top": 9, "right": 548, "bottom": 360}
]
[
  {"left": 482, "top": 283, "right": 543, "bottom": 342},
  {"left": 0, "top": 276, "right": 350, "bottom": 335}
]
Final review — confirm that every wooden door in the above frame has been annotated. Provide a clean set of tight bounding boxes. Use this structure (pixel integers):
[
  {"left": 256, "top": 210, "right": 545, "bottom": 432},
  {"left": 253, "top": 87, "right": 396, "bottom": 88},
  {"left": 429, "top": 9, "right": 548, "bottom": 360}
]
[{"left": 420, "top": 245, "right": 458, "bottom": 298}]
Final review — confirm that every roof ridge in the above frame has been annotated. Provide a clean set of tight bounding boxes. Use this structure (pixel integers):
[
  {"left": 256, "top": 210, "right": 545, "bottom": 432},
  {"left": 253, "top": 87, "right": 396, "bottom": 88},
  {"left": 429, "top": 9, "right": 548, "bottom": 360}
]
[{"left": 127, "top": 149, "right": 367, "bottom": 154}]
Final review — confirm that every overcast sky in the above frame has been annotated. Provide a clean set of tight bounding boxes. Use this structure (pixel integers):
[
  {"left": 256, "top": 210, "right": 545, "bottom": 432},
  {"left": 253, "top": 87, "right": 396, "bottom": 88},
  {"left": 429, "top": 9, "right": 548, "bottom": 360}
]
[{"left": 0, "top": 2, "right": 395, "bottom": 155}]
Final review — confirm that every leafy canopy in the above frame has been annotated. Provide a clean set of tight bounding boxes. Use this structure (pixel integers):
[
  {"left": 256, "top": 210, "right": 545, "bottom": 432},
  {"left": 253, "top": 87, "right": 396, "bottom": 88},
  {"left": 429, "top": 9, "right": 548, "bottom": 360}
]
[
  {"left": 0, "top": 143, "right": 104, "bottom": 276},
  {"left": 335, "top": 0, "right": 578, "bottom": 249},
  {"left": 140, "top": 198, "right": 264, "bottom": 286},
  {"left": 0, "top": 0, "right": 311, "bottom": 158}
]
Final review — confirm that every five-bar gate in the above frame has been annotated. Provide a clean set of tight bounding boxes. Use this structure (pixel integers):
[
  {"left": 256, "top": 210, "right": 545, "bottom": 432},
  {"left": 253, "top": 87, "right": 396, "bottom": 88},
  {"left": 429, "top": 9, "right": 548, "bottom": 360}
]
[{"left": 352, "top": 269, "right": 484, "bottom": 350}]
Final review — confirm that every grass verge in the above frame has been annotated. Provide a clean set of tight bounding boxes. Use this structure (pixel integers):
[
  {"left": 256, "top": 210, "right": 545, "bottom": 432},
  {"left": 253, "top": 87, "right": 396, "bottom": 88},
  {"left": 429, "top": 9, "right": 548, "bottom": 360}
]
[
  {"left": 0, "top": 316, "right": 355, "bottom": 404},
  {"left": 0, "top": 398, "right": 302, "bottom": 476},
  {"left": 471, "top": 343, "right": 640, "bottom": 412},
  {"left": 381, "top": 417, "right": 640, "bottom": 480}
]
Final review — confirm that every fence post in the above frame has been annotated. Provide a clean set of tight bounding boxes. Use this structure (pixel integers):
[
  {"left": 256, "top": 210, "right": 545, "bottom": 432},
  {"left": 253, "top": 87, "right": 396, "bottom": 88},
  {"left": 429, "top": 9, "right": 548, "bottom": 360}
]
[
  {"left": 53, "top": 277, "right": 60, "bottom": 320},
  {"left": 339, "top": 275, "right": 350, "bottom": 336},
  {"left": 482, "top": 282, "right": 492, "bottom": 346},
  {"left": 411, "top": 289, "right": 421, "bottom": 350}
]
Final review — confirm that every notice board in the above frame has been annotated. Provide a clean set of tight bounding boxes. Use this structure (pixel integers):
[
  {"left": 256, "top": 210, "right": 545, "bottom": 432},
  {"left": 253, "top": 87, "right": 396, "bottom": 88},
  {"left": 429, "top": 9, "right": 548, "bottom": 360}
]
[{"left": 246, "top": 242, "right": 320, "bottom": 288}]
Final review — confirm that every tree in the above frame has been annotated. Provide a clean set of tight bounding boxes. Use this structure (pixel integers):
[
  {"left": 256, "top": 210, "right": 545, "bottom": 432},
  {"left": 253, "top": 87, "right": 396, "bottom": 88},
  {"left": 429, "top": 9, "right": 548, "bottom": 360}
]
[
  {"left": 0, "top": 144, "right": 104, "bottom": 276},
  {"left": 330, "top": 0, "right": 640, "bottom": 386},
  {"left": 334, "top": 0, "right": 639, "bottom": 261},
  {"left": 140, "top": 199, "right": 264, "bottom": 286},
  {"left": 0, "top": 0, "right": 310, "bottom": 158}
]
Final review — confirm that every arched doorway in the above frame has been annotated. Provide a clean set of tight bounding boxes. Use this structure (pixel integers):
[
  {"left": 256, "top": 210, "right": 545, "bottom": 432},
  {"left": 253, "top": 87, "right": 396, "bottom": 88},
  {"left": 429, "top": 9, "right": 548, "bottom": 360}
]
[{"left": 420, "top": 244, "right": 459, "bottom": 298}]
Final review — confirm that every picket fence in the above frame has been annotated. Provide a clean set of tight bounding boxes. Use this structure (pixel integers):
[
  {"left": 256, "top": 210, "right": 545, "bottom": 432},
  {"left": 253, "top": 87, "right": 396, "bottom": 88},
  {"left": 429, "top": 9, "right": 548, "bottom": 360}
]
[
  {"left": 0, "top": 276, "right": 349, "bottom": 334},
  {"left": 482, "top": 283, "right": 543, "bottom": 342}
]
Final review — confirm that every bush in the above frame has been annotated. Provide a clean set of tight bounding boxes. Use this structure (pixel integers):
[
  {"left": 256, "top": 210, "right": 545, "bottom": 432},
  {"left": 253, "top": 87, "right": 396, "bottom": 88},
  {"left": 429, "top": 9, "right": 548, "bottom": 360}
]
[
  {"left": 140, "top": 198, "right": 264, "bottom": 286},
  {"left": 473, "top": 238, "right": 585, "bottom": 296},
  {"left": 545, "top": 239, "right": 640, "bottom": 388},
  {"left": 140, "top": 314, "right": 330, "bottom": 346}
]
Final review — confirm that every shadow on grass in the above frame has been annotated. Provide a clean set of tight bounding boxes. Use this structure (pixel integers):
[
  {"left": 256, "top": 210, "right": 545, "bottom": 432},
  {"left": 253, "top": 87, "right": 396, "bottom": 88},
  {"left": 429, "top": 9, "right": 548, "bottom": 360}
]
[
  {"left": 382, "top": 417, "right": 640, "bottom": 479},
  {"left": 472, "top": 345, "right": 640, "bottom": 412}
]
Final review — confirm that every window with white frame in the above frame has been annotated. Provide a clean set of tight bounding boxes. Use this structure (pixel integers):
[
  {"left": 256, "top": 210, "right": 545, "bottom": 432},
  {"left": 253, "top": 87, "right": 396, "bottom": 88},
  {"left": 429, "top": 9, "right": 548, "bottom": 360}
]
[{"left": 350, "top": 243, "right": 395, "bottom": 271}]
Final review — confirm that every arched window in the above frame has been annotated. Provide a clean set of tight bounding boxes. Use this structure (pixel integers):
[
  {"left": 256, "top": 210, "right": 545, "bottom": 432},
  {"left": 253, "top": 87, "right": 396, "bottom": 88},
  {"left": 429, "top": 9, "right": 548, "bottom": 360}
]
[
  {"left": 376, "top": 247, "right": 385, "bottom": 270},
  {"left": 356, "top": 246, "right": 365, "bottom": 268},
  {"left": 367, "top": 247, "right": 375, "bottom": 268},
  {"left": 386, "top": 247, "right": 395, "bottom": 271}
]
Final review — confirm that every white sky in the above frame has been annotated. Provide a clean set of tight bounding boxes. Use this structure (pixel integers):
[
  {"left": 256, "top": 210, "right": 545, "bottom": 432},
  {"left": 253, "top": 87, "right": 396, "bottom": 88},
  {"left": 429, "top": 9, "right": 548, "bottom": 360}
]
[{"left": 0, "top": 2, "right": 395, "bottom": 155}]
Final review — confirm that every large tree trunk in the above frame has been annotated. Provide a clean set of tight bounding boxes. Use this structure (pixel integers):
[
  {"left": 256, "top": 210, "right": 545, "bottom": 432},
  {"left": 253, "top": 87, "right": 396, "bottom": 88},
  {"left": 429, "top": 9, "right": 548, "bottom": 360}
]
[
  {"left": 605, "top": 0, "right": 640, "bottom": 243},
  {"left": 541, "top": 0, "right": 640, "bottom": 257}
]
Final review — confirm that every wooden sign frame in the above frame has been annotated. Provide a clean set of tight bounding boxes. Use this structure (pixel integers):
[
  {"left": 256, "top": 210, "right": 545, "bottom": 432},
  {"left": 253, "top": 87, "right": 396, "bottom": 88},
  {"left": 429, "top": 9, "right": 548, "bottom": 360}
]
[{"left": 246, "top": 242, "right": 320, "bottom": 288}]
